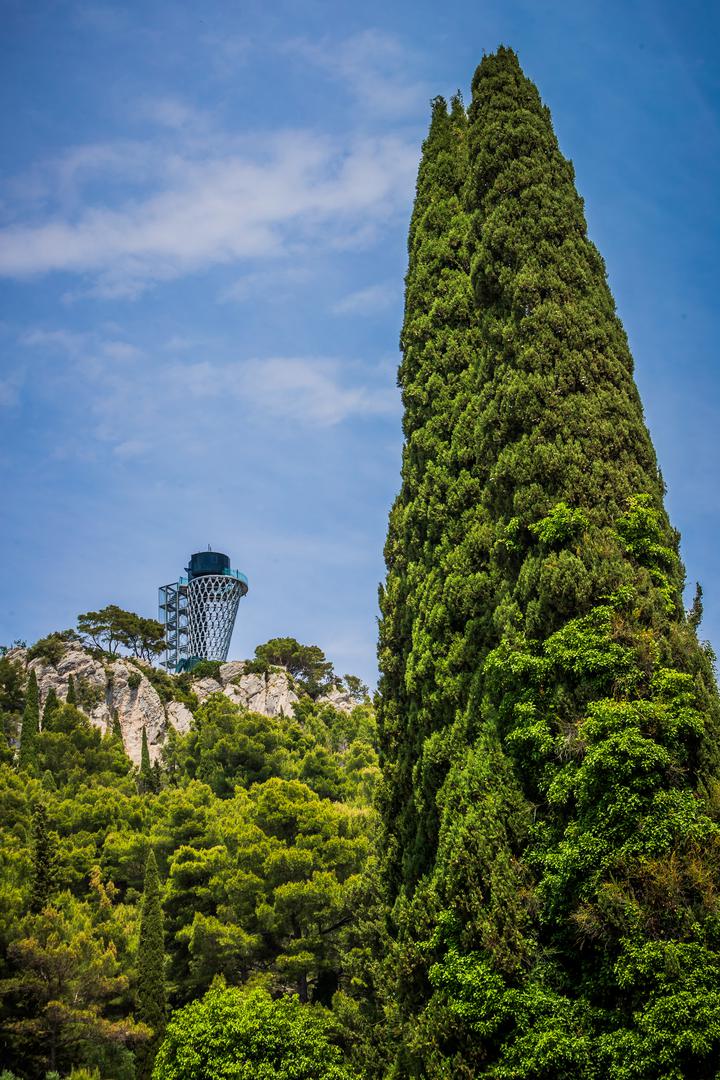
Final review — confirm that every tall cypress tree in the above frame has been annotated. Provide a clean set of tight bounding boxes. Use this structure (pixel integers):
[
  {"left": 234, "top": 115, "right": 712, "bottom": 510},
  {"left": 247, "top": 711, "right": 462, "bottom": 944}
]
[
  {"left": 379, "top": 47, "right": 720, "bottom": 1078},
  {"left": 111, "top": 707, "right": 123, "bottom": 744},
  {"left": 136, "top": 848, "right": 166, "bottom": 1079},
  {"left": 29, "top": 801, "right": 59, "bottom": 913},
  {"left": 43, "top": 687, "right": 59, "bottom": 722},
  {"left": 66, "top": 674, "right": 77, "bottom": 706},
  {"left": 138, "top": 725, "right": 156, "bottom": 794},
  {"left": 378, "top": 93, "right": 482, "bottom": 890},
  {"left": 18, "top": 671, "right": 40, "bottom": 772}
]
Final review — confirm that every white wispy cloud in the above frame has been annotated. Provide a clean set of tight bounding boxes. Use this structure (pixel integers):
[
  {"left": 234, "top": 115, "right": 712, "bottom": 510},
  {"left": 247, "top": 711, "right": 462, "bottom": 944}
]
[
  {"left": 286, "top": 30, "right": 426, "bottom": 116},
  {"left": 19, "top": 327, "right": 398, "bottom": 462},
  {"left": 219, "top": 265, "right": 312, "bottom": 304},
  {"left": 332, "top": 281, "right": 399, "bottom": 315},
  {"left": 0, "top": 129, "right": 416, "bottom": 296},
  {"left": 243, "top": 357, "right": 396, "bottom": 425}
]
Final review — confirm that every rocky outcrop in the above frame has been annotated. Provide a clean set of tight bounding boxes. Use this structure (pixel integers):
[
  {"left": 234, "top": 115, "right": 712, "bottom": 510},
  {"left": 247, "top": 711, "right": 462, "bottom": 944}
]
[
  {"left": 316, "top": 686, "right": 357, "bottom": 714},
  {"left": 7, "top": 646, "right": 303, "bottom": 768}
]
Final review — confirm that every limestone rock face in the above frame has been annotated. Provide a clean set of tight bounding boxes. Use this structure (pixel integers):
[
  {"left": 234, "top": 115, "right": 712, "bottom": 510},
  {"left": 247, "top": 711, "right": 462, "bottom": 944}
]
[
  {"left": 193, "top": 677, "right": 223, "bottom": 703},
  {"left": 165, "top": 700, "right": 194, "bottom": 736},
  {"left": 220, "top": 669, "right": 298, "bottom": 717},
  {"left": 14, "top": 645, "right": 302, "bottom": 768},
  {"left": 220, "top": 661, "right": 246, "bottom": 682},
  {"left": 264, "top": 671, "right": 299, "bottom": 717},
  {"left": 30, "top": 647, "right": 106, "bottom": 705},
  {"left": 107, "top": 660, "right": 167, "bottom": 765},
  {"left": 317, "top": 686, "right": 357, "bottom": 714}
]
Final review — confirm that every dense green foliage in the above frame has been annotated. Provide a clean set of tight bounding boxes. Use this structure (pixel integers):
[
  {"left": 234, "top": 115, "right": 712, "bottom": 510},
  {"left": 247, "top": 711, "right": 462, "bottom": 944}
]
[
  {"left": 153, "top": 984, "right": 359, "bottom": 1079},
  {"left": 0, "top": 644, "right": 378, "bottom": 1078},
  {"left": 29, "top": 800, "right": 59, "bottom": 914},
  {"left": 378, "top": 90, "right": 476, "bottom": 890},
  {"left": 376, "top": 46, "right": 720, "bottom": 1079},
  {"left": 136, "top": 850, "right": 166, "bottom": 1079}
]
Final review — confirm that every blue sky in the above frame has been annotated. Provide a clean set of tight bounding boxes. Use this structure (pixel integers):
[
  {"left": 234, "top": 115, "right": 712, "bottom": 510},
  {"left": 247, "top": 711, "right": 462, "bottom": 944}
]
[{"left": 1, "top": 0, "right": 718, "bottom": 686}]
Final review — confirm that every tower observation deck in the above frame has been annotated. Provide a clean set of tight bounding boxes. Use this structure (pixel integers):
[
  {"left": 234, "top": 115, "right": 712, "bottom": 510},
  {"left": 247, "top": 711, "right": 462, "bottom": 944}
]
[{"left": 158, "top": 549, "right": 248, "bottom": 672}]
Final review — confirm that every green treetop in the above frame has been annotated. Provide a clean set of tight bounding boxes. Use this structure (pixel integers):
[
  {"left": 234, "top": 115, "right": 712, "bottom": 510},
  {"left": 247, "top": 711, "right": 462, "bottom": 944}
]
[
  {"left": 377, "top": 46, "right": 720, "bottom": 1079},
  {"left": 17, "top": 670, "right": 40, "bottom": 772},
  {"left": 76, "top": 605, "right": 165, "bottom": 661},
  {"left": 253, "top": 637, "right": 334, "bottom": 698},
  {"left": 153, "top": 984, "right": 359, "bottom": 1080},
  {"left": 136, "top": 848, "right": 166, "bottom": 1079}
]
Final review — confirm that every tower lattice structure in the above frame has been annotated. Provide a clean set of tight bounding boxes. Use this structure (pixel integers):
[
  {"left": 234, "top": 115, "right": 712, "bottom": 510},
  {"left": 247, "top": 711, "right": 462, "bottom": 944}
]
[{"left": 159, "top": 549, "right": 248, "bottom": 671}]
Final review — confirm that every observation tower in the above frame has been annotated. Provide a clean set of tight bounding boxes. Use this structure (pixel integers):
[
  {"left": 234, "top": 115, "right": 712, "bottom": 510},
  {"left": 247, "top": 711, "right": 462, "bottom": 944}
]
[{"left": 159, "top": 549, "right": 249, "bottom": 671}]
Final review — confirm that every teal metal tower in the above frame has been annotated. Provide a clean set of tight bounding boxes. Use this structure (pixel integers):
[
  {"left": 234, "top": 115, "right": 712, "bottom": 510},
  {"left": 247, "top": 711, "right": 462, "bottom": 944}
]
[{"left": 159, "top": 549, "right": 248, "bottom": 671}]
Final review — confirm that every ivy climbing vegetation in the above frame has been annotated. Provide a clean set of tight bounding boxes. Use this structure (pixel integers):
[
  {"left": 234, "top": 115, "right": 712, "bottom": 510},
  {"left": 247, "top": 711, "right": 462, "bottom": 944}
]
[{"left": 376, "top": 46, "right": 720, "bottom": 1079}]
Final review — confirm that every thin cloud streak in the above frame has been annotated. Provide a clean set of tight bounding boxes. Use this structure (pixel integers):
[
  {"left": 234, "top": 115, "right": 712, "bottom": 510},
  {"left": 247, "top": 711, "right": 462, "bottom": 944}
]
[
  {"left": 332, "top": 282, "right": 398, "bottom": 315},
  {"left": 0, "top": 131, "right": 417, "bottom": 295},
  {"left": 286, "top": 29, "right": 427, "bottom": 116},
  {"left": 19, "top": 329, "right": 399, "bottom": 465}
]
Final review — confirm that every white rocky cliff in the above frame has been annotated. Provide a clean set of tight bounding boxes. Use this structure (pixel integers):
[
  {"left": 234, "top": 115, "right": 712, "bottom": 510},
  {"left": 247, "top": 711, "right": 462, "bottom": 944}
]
[{"left": 3, "top": 646, "right": 352, "bottom": 767}]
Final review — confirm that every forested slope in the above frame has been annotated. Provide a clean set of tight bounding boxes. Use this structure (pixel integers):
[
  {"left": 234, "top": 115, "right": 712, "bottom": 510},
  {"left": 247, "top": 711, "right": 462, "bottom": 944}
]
[{"left": 0, "top": 637, "right": 377, "bottom": 1079}]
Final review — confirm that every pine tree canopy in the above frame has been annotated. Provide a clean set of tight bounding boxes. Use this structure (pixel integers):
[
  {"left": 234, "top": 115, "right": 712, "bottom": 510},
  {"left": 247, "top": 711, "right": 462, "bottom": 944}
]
[{"left": 378, "top": 46, "right": 720, "bottom": 1078}]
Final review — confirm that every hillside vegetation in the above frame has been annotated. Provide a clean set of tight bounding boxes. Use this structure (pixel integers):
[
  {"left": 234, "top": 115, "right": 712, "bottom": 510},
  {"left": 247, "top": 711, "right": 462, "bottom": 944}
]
[{"left": 0, "top": 636, "right": 378, "bottom": 1079}]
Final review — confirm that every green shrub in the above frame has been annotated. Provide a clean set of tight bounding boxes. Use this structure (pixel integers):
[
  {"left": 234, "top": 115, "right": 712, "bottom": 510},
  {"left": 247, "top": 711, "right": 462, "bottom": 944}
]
[
  {"left": 75, "top": 679, "right": 105, "bottom": 711},
  {"left": 26, "top": 632, "right": 77, "bottom": 666},
  {"left": 153, "top": 985, "right": 358, "bottom": 1079},
  {"left": 188, "top": 660, "right": 222, "bottom": 681}
]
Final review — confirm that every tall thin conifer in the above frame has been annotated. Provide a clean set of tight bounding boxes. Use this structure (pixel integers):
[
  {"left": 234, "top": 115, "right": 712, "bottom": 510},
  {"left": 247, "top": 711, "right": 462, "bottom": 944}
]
[
  {"left": 18, "top": 671, "right": 40, "bottom": 772},
  {"left": 29, "top": 801, "right": 59, "bottom": 913},
  {"left": 43, "top": 687, "right": 59, "bottom": 722},
  {"left": 136, "top": 848, "right": 166, "bottom": 1079},
  {"left": 379, "top": 46, "right": 720, "bottom": 1077}
]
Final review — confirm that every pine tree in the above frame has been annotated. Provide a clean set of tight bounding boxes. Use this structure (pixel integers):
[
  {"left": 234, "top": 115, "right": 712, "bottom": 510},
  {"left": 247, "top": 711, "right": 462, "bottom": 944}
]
[
  {"left": 66, "top": 674, "right": 77, "bottom": 705},
  {"left": 136, "top": 848, "right": 166, "bottom": 1079},
  {"left": 29, "top": 801, "right": 59, "bottom": 913},
  {"left": 41, "top": 769, "right": 57, "bottom": 792},
  {"left": 18, "top": 670, "right": 40, "bottom": 772},
  {"left": 378, "top": 47, "right": 720, "bottom": 1078}
]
